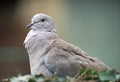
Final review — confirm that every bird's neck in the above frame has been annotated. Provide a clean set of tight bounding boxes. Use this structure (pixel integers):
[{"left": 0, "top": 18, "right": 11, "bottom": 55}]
[
  {"left": 24, "top": 29, "right": 57, "bottom": 44},
  {"left": 24, "top": 29, "right": 57, "bottom": 52}
]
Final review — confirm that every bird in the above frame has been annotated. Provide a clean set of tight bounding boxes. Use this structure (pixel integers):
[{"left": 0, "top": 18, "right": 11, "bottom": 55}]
[{"left": 24, "top": 13, "right": 110, "bottom": 77}]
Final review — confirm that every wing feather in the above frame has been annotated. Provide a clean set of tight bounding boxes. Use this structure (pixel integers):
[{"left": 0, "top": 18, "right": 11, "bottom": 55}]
[{"left": 44, "top": 39, "right": 110, "bottom": 77}]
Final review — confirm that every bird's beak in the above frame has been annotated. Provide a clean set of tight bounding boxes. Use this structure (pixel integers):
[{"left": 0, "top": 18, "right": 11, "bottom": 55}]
[{"left": 26, "top": 23, "right": 34, "bottom": 29}]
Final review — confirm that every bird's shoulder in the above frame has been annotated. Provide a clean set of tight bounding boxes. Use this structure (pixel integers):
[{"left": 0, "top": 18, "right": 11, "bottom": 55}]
[{"left": 51, "top": 38, "right": 89, "bottom": 58}]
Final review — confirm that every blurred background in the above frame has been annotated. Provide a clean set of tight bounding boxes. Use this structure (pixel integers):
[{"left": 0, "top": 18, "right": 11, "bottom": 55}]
[{"left": 0, "top": 0, "right": 120, "bottom": 80}]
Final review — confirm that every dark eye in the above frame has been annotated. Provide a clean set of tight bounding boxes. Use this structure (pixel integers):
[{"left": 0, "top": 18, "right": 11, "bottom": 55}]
[{"left": 41, "top": 19, "right": 45, "bottom": 22}]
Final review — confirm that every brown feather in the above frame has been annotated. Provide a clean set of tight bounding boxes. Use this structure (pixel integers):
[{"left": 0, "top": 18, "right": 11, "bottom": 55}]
[{"left": 44, "top": 38, "right": 110, "bottom": 77}]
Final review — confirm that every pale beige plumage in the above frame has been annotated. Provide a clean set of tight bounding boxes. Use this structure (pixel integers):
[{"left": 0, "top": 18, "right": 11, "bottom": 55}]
[{"left": 24, "top": 13, "right": 110, "bottom": 77}]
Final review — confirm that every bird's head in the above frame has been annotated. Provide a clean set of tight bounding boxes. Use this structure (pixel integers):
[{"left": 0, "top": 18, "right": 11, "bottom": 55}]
[{"left": 26, "top": 13, "right": 56, "bottom": 33}]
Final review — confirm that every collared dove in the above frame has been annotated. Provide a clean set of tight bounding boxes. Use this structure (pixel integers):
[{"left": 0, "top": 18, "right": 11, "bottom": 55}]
[{"left": 24, "top": 13, "right": 110, "bottom": 77}]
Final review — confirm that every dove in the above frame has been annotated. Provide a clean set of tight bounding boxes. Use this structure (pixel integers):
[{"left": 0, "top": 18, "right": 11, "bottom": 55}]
[{"left": 24, "top": 13, "right": 110, "bottom": 77}]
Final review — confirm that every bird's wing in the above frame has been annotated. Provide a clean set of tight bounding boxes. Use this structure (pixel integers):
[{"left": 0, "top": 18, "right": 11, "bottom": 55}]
[{"left": 44, "top": 38, "right": 110, "bottom": 77}]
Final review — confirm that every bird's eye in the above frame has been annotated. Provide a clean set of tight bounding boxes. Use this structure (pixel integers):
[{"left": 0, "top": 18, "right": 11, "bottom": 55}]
[{"left": 41, "top": 19, "right": 45, "bottom": 22}]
